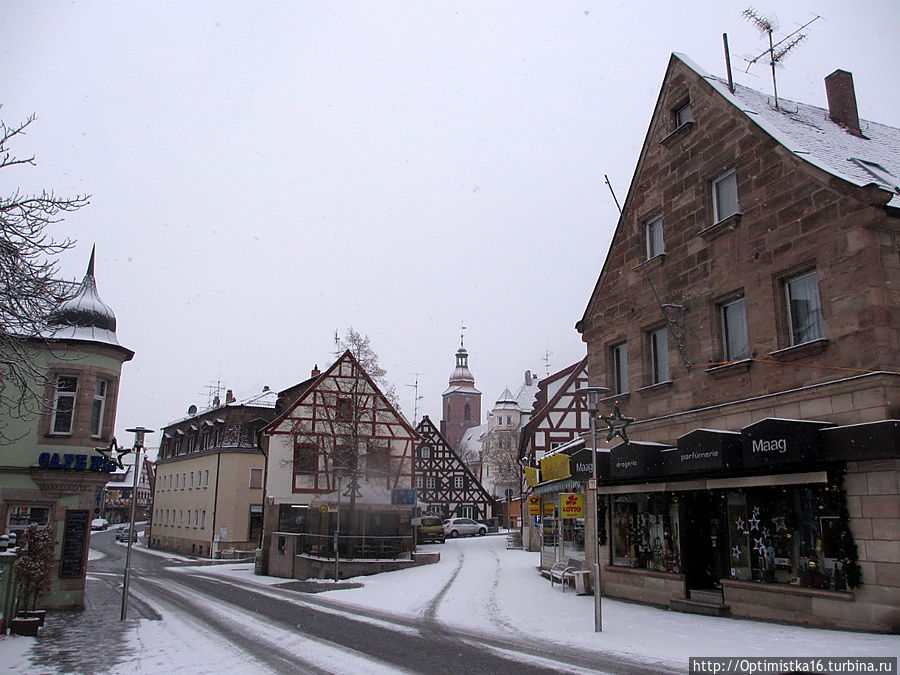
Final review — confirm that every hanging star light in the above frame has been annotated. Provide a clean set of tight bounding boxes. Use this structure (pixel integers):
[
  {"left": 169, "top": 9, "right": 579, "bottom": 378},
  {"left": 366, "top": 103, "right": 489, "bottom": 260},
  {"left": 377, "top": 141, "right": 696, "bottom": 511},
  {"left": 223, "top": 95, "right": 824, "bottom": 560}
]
[
  {"left": 599, "top": 402, "right": 635, "bottom": 444},
  {"left": 752, "top": 506, "right": 760, "bottom": 518},
  {"left": 94, "top": 437, "right": 131, "bottom": 470},
  {"left": 749, "top": 516, "right": 760, "bottom": 532},
  {"left": 735, "top": 516, "right": 745, "bottom": 534},
  {"left": 731, "top": 545, "right": 742, "bottom": 560},
  {"left": 772, "top": 516, "right": 786, "bottom": 532},
  {"left": 754, "top": 538, "right": 768, "bottom": 556}
]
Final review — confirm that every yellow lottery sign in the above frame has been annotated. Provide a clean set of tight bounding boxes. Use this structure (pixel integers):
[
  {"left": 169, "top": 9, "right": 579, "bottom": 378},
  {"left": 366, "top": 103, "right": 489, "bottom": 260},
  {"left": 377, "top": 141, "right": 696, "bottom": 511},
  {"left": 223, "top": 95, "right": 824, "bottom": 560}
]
[{"left": 559, "top": 493, "right": 584, "bottom": 519}]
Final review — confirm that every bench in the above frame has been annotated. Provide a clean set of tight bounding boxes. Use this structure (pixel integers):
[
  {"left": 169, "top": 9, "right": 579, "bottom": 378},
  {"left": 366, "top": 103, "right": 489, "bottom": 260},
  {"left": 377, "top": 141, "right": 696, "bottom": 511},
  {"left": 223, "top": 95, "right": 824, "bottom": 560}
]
[{"left": 548, "top": 562, "right": 577, "bottom": 592}]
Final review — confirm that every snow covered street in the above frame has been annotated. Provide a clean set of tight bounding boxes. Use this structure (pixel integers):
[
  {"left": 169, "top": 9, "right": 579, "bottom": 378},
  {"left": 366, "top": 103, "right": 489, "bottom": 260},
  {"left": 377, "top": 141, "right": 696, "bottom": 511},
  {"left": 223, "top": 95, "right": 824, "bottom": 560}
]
[{"left": 2, "top": 533, "right": 898, "bottom": 673}]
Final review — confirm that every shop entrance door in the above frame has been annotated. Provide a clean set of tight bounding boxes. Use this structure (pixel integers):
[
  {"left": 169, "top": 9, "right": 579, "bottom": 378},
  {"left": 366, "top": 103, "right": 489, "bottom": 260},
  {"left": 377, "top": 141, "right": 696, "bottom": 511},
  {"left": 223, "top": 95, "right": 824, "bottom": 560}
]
[{"left": 681, "top": 491, "right": 729, "bottom": 591}]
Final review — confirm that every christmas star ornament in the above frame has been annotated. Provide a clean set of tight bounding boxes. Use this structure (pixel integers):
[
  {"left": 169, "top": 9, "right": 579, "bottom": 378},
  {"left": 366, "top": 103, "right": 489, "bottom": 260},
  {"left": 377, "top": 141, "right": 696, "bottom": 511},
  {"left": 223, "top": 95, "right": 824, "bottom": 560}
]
[
  {"left": 731, "top": 545, "right": 742, "bottom": 560},
  {"left": 749, "top": 517, "right": 760, "bottom": 532},
  {"left": 94, "top": 437, "right": 131, "bottom": 470},
  {"left": 754, "top": 538, "right": 767, "bottom": 556},
  {"left": 599, "top": 402, "right": 635, "bottom": 444},
  {"left": 735, "top": 516, "right": 745, "bottom": 533},
  {"left": 752, "top": 506, "right": 760, "bottom": 518},
  {"left": 772, "top": 516, "right": 786, "bottom": 533}
]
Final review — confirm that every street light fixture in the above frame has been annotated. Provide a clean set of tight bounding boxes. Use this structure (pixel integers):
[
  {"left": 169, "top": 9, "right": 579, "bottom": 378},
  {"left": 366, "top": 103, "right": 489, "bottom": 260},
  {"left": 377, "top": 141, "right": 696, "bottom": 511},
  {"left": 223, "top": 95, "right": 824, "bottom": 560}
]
[
  {"left": 576, "top": 386, "right": 609, "bottom": 633},
  {"left": 121, "top": 426, "right": 153, "bottom": 620}
]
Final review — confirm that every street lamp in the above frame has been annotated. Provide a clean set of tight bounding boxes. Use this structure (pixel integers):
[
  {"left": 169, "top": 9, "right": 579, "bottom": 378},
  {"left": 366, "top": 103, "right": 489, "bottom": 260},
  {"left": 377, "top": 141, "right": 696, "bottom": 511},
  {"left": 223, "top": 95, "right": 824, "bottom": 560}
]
[
  {"left": 121, "top": 426, "right": 153, "bottom": 620},
  {"left": 576, "top": 386, "right": 609, "bottom": 633}
]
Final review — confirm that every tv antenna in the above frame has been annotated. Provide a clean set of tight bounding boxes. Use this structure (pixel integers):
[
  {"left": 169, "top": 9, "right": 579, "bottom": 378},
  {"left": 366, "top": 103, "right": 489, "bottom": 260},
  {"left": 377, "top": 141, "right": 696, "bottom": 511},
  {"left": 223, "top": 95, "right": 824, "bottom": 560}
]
[
  {"left": 405, "top": 372, "right": 424, "bottom": 425},
  {"left": 542, "top": 348, "right": 553, "bottom": 377},
  {"left": 742, "top": 9, "right": 820, "bottom": 111}
]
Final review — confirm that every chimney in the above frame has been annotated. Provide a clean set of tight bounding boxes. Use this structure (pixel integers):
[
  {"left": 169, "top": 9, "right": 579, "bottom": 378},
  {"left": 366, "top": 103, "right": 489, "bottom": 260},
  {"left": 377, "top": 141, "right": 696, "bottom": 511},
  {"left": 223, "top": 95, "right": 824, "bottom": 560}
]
[
  {"left": 825, "top": 70, "right": 864, "bottom": 137},
  {"left": 525, "top": 370, "right": 532, "bottom": 386},
  {"left": 311, "top": 364, "right": 320, "bottom": 378},
  {"left": 225, "top": 389, "right": 235, "bottom": 404}
]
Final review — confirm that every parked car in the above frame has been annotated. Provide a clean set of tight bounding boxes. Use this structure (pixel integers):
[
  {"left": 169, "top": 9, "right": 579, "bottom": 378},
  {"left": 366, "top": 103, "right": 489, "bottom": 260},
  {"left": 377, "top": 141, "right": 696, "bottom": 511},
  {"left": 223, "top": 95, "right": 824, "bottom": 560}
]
[
  {"left": 116, "top": 527, "right": 138, "bottom": 542},
  {"left": 416, "top": 516, "right": 446, "bottom": 543},
  {"left": 90, "top": 518, "right": 109, "bottom": 531},
  {"left": 443, "top": 517, "right": 487, "bottom": 538}
]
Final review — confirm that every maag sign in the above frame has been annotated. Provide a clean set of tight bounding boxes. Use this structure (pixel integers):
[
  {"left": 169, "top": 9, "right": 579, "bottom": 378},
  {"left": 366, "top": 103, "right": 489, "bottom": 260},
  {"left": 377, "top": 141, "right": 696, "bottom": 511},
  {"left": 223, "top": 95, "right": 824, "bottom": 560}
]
[{"left": 559, "top": 493, "right": 584, "bottom": 519}]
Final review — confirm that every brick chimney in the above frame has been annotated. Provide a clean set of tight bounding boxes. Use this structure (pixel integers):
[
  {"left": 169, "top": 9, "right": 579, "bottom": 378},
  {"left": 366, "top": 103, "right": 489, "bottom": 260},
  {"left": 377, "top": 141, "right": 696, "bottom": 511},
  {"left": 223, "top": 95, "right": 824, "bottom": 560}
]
[
  {"left": 311, "top": 364, "right": 320, "bottom": 378},
  {"left": 225, "top": 389, "right": 235, "bottom": 404},
  {"left": 825, "top": 69, "right": 864, "bottom": 137}
]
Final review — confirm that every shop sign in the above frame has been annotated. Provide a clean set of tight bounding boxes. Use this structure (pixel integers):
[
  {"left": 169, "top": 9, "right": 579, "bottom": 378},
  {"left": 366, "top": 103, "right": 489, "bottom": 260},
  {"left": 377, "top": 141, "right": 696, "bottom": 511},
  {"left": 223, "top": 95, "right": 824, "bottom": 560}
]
[
  {"left": 525, "top": 466, "right": 540, "bottom": 487},
  {"left": 568, "top": 446, "right": 594, "bottom": 481},
  {"left": 527, "top": 495, "right": 541, "bottom": 515},
  {"left": 391, "top": 489, "right": 417, "bottom": 506},
  {"left": 543, "top": 502, "right": 555, "bottom": 516},
  {"left": 741, "top": 418, "right": 831, "bottom": 469},
  {"left": 666, "top": 429, "right": 742, "bottom": 476},
  {"left": 609, "top": 442, "right": 669, "bottom": 479},
  {"left": 540, "top": 453, "right": 571, "bottom": 482},
  {"left": 37, "top": 452, "right": 115, "bottom": 472},
  {"left": 559, "top": 494, "right": 584, "bottom": 519}
]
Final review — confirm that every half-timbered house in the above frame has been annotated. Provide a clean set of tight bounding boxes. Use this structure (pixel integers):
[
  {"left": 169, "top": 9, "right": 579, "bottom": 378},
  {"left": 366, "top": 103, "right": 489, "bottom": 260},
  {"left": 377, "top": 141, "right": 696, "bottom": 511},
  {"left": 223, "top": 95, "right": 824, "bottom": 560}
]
[
  {"left": 414, "top": 416, "right": 494, "bottom": 523},
  {"left": 262, "top": 351, "right": 420, "bottom": 579},
  {"left": 518, "top": 358, "right": 591, "bottom": 553}
]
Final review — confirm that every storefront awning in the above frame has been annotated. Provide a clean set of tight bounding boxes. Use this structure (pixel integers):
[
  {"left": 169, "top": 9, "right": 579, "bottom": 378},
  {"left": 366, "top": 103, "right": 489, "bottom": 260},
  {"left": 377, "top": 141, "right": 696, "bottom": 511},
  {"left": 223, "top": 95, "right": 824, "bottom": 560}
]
[
  {"left": 665, "top": 428, "right": 742, "bottom": 476},
  {"left": 609, "top": 441, "right": 673, "bottom": 480},
  {"left": 823, "top": 420, "right": 899, "bottom": 462},
  {"left": 532, "top": 478, "right": 581, "bottom": 495},
  {"left": 741, "top": 418, "right": 833, "bottom": 469}
]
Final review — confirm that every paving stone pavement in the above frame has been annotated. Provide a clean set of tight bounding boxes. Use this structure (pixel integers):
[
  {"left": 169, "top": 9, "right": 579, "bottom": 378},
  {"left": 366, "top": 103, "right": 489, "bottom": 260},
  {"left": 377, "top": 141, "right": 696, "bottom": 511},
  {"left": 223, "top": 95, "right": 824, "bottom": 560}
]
[{"left": 24, "top": 573, "right": 160, "bottom": 674}]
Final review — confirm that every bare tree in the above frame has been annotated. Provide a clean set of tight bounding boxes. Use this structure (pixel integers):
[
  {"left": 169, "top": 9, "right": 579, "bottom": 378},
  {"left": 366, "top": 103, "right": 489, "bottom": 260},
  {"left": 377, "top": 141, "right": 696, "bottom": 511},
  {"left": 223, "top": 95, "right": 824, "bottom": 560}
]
[
  {"left": 333, "top": 327, "right": 399, "bottom": 409},
  {"left": 481, "top": 431, "right": 523, "bottom": 502},
  {"left": 0, "top": 110, "right": 89, "bottom": 443}
]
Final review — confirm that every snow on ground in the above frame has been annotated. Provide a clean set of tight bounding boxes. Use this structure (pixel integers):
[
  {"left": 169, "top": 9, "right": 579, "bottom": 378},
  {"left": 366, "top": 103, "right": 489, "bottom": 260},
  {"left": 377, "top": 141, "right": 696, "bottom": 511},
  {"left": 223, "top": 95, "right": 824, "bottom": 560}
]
[
  {"left": 199, "top": 534, "right": 900, "bottom": 668},
  {"left": 3, "top": 533, "right": 898, "bottom": 674}
]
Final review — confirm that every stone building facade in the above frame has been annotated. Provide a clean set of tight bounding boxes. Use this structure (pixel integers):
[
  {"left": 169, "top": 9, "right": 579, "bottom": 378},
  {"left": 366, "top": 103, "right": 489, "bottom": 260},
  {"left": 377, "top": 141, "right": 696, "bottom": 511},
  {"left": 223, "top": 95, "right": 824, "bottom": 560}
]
[{"left": 576, "top": 54, "right": 899, "bottom": 632}]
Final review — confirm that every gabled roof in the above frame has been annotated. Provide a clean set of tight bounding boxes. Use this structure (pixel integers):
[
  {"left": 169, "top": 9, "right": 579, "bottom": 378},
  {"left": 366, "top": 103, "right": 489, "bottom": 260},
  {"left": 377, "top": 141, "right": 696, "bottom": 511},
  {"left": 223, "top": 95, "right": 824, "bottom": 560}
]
[
  {"left": 676, "top": 53, "right": 900, "bottom": 208},
  {"left": 263, "top": 349, "right": 418, "bottom": 438},
  {"left": 578, "top": 53, "right": 900, "bottom": 331}
]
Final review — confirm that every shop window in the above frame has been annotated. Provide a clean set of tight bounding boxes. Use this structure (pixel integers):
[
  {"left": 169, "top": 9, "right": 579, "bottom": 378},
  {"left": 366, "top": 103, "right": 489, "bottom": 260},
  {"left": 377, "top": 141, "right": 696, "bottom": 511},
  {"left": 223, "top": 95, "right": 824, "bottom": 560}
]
[
  {"left": 90, "top": 379, "right": 108, "bottom": 437},
  {"left": 611, "top": 493, "right": 681, "bottom": 572},
  {"left": 645, "top": 216, "right": 664, "bottom": 259},
  {"left": 540, "top": 494, "right": 586, "bottom": 561},
  {"left": 7, "top": 505, "right": 51, "bottom": 540},
  {"left": 51, "top": 375, "right": 78, "bottom": 434},
  {"left": 720, "top": 297, "right": 749, "bottom": 361},
  {"left": 726, "top": 483, "right": 846, "bottom": 589},
  {"left": 785, "top": 270, "right": 824, "bottom": 346},
  {"left": 712, "top": 170, "right": 739, "bottom": 223}
]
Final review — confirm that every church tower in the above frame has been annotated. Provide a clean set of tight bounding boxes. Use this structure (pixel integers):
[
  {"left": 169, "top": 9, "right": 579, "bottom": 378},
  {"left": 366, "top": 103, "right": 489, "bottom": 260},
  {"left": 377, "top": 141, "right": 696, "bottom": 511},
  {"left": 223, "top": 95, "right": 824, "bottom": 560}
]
[{"left": 440, "top": 333, "right": 481, "bottom": 450}]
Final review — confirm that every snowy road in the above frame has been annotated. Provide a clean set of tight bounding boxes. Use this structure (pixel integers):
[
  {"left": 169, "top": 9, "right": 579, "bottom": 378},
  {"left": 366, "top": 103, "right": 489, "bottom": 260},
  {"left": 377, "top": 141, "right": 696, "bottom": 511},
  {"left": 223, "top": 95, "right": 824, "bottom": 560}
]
[{"left": 3, "top": 530, "right": 898, "bottom": 673}]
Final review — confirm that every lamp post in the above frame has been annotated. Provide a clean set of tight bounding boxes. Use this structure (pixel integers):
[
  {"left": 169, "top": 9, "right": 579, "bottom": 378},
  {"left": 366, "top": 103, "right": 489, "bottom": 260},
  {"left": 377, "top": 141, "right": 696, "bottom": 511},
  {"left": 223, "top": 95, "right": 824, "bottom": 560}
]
[
  {"left": 577, "top": 386, "right": 609, "bottom": 633},
  {"left": 121, "top": 426, "right": 153, "bottom": 620}
]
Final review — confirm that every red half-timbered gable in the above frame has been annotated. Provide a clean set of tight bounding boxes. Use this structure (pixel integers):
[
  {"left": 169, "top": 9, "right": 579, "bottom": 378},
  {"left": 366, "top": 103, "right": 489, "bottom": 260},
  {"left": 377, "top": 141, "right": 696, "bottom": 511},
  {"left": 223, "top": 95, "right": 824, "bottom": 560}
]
[
  {"left": 264, "top": 350, "right": 418, "bottom": 499},
  {"left": 519, "top": 357, "right": 590, "bottom": 466},
  {"left": 414, "top": 416, "right": 495, "bottom": 521}
]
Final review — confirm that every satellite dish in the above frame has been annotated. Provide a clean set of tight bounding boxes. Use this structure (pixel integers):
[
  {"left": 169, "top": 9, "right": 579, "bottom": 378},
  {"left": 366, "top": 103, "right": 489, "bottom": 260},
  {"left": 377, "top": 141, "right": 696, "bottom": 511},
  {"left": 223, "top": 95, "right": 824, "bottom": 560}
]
[{"left": 187, "top": 404, "right": 198, "bottom": 416}]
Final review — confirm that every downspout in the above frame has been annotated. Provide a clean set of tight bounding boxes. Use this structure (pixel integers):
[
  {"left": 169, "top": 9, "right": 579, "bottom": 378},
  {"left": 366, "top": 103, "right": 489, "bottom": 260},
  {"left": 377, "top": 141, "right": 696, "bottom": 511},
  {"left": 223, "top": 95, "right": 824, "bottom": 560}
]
[{"left": 211, "top": 452, "right": 221, "bottom": 558}]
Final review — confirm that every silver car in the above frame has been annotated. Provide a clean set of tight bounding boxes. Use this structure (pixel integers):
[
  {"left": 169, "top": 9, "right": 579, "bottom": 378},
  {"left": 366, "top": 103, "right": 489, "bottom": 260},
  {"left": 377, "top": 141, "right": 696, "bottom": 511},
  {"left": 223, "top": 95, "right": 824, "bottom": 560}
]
[{"left": 443, "top": 517, "right": 487, "bottom": 538}]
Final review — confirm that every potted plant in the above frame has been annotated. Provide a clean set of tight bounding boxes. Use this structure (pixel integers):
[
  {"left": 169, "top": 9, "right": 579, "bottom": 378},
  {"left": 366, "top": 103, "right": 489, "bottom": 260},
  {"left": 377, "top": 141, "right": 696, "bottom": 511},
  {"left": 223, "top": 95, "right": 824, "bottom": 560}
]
[{"left": 11, "top": 523, "right": 56, "bottom": 634}]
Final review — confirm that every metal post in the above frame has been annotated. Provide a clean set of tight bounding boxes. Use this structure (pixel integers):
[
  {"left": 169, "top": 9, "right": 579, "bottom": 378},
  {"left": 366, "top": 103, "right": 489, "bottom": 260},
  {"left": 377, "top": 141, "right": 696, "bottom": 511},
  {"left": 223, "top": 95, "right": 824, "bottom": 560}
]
[
  {"left": 577, "top": 387, "right": 609, "bottom": 633},
  {"left": 121, "top": 426, "right": 153, "bottom": 621},
  {"left": 334, "top": 474, "right": 341, "bottom": 582}
]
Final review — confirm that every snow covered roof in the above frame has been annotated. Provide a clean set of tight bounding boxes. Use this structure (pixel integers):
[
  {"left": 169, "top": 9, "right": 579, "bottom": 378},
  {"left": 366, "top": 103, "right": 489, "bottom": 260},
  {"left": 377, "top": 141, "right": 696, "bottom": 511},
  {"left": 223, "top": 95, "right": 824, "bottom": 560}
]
[
  {"left": 493, "top": 387, "right": 519, "bottom": 410},
  {"left": 677, "top": 54, "right": 900, "bottom": 208}
]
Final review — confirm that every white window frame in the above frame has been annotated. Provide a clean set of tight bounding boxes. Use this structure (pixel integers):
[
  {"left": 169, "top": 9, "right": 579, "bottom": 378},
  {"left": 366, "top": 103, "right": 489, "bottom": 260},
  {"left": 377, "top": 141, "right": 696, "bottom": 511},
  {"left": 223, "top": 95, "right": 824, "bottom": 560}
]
[
  {"left": 51, "top": 375, "right": 78, "bottom": 435},
  {"left": 649, "top": 327, "right": 670, "bottom": 384},
  {"left": 415, "top": 475, "right": 423, "bottom": 489},
  {"left": 721, "top": 297, "right": 750, "bottom": 361},
  {"left": 612, "top": 342, "right": 629, "bottom": 394},
  {"left": 454, "top": 476, "right": 464, "bottom": 489},
  {"left": 646, "top": 216, "right": 664, "bottom": 259},
  {"left": 90, "top": 379, "right": 108, "bottom": 438},
  {"left": 426, "top": 476, "right": 436, "bottom": 490},
  {"left": 785, "top": 270, "right": 825, "bottom": 346},
  {"left": 712, "top": 170, "right": 739, "bottom": 223}
]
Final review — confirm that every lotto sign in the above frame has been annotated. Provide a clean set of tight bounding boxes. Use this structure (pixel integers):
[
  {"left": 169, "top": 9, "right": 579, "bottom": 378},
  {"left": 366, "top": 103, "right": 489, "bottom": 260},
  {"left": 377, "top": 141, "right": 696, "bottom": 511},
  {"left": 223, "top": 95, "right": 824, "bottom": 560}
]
[
  {"left": 560, "top": 493, "right": 584, "bottom": 519},
  {"left": 528, "top": 495, "right": 541, "bottom": 515}
]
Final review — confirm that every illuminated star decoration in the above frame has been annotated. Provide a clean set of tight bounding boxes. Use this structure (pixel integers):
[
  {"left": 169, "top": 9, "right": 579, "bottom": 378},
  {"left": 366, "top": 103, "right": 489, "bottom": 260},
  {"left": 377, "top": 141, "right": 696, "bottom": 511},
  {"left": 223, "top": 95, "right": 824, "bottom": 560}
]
[
  {"left": 94, "top": 437, "right": 131, "bottom": 470},
  {"left": 752, "top": 506, "right": 760, "bottom": 518},
  {"left": 754, "top": 538, "right": 767, "bottom": 556},
  {"left": 735, "top": 517, "right": 745, "bottom": 534},
  {"left": 772, "top": 516, "right": 786, "bottom": 533},
  {"left": 600, "top": 402, "right": 635, "bottom": 444},
  {"left": 749, "top": 517, "right": 760, "bottom": 532},
  {"left": 731, "top": 545, "right": 742, "bottom": 560}
]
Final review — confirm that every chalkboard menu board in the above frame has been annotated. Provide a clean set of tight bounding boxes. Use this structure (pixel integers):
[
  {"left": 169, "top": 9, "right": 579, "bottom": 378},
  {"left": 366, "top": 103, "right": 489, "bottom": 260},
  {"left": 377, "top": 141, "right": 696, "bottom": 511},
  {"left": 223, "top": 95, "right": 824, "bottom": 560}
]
[{"left": 60, "top": 510, "right": 88, "bottom": 578}]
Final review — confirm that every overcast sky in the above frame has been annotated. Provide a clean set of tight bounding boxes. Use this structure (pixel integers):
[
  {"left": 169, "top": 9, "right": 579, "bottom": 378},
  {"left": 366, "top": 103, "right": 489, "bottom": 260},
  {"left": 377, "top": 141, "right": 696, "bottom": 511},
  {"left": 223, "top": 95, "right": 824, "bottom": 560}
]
[{"left": 4, "top": 1, "right": 898, "bottom": 448}]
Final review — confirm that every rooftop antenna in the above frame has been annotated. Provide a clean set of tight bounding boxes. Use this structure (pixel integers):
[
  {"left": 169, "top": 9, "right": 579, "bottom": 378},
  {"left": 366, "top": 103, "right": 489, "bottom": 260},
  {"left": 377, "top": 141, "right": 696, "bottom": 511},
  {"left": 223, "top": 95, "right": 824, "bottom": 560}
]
[
  {"left": 542, "top": 348, "right": 553, "bottom": 377},
  {"left": 742, "top": 9, "right": 820, "bottom": 111},
  {"left": 604, "top": 174, "right": 622, "bottom": 215},
  {"left": 405, "top": 372, "right": 424, "bottom": 425},
  {"left": 201, "top": 380, "right": 224, "bottom": 408},
  {"left": 460, "top": 321, "right": 466, "bottom": 348}
]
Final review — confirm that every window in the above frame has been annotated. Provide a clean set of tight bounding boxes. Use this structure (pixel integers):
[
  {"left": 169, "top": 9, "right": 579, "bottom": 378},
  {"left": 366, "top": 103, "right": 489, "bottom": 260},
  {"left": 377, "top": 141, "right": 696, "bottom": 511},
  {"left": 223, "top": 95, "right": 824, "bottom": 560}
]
[
  {"left": 194, "top": 510, "right": 199, "bottom": 528},
  {"left": 182, "top": 473, "right": 186, "bottom": 489},
  {"left": 454, "top": 476, "right": 464, "bottom": 489},
  {"left": 721, "top": 297, "right": 750, "bottom": 361},
  {"left": 51, "top": 375, "right": 78, "bottom": 434},
  {"left": 712, "top": 170, "right": 739, "bottom": 222},
  {"left": 645, "top": 216, "right": 664, "bottom": 259},
  {"left": 464, "top": 403, "right": 471, "bottom": 421},
  {"left": 204, "top": 470, "right": 209, "bottom": 487},
  {"left": 415, "top": 475, "right": 423, "bottom": 489},
  {"left": 293, "top": 442, "right": 318, "bottom": 474},
  {"left": 507, "top": 415, "right": 512, "bottom": 426},
  {"left": 785, "top": 271, "right": 824, "bottom": 345},
  {"left": 675, "top": 102, "right": 692, "bottom": 127},
  {"left": 649, "top": 327, "right": 670, "bottom": 384},
  {"left": 612, "top": 343, "right": 629, "bottom": 394},
  {"left": 190, "top": 472, "right": 194, "bottom": 489},
  {"left": 419, "top": 445, "right": 431, "bottom": 459},
  {"left": 249, "top": 468, "right": 263, "bottom": 489},
  {"left": 90, "top": 379, "right": 108, "bottom": 437},
  {"left": 201, "top": 510, "right": 206, "bottom": 529},
  {"left": 174, "top": 474, "right": 179, "bottom": 489},
  {"left": 426, "top": 476, "right": 436, "bottom": 490},
  {"left": 7, "top": 505, "right": 51, "bottom": 539},
  {"left": 336, "top": 397, "right": 352, "bottom": 420},
  {"left": 366, "top": 446, "right": 389, "bottom": 477}
]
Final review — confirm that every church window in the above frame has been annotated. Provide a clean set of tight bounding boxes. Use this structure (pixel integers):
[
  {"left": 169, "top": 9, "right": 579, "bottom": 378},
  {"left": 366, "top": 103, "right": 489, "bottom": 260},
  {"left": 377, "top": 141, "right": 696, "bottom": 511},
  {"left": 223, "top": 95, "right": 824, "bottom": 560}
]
[{"left": 464, "top": 403, "right": 471, "bottom": 421}]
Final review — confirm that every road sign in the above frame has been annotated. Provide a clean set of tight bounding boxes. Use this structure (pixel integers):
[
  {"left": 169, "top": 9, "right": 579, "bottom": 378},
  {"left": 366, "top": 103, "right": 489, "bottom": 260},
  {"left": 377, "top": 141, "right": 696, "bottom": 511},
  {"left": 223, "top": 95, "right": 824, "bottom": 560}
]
[{"left": 587, "top": 478, "right": 597, "bottom": 491}]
